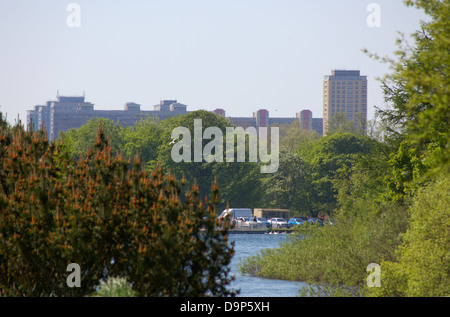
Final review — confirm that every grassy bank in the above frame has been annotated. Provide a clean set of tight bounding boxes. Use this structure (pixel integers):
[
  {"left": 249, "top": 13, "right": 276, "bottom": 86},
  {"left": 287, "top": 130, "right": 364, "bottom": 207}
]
[
  {"left": 239, "top": 174, "right": 449, "bottom": 297},
  {"left": 239, "top": 200, "right": 410, "bottom": 296}
]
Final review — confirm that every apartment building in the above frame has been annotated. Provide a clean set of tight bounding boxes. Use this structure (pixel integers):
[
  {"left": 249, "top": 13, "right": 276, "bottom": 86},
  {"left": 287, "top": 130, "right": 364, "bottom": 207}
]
[{"left": 323, "top": 70, "right": 367, "bottom": 134}]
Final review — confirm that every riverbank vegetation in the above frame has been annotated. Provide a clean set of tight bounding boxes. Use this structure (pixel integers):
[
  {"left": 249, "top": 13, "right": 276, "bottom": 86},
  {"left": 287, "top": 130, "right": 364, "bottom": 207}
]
[{"left": 241, "top": 0, "right": 449, "bottom": 296}]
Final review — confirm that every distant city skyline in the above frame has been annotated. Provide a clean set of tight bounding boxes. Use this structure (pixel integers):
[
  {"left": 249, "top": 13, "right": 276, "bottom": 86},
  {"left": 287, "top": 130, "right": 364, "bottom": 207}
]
[
  {"left": 0, "top": 1, "right": 428, "bottom": 125},
  {"left": 26, "top": 94, "right": 323, "bottom": 141}
]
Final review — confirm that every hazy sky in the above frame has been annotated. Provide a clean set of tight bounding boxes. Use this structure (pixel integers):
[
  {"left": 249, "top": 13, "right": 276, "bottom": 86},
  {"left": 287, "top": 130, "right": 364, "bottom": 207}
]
[{"left": 0, "top": 0, "right": 427, "bottom": 125}]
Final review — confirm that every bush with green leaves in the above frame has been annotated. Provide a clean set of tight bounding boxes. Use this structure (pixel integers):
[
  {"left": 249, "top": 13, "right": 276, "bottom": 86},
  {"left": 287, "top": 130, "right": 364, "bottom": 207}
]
[{"left": 369, "top": 174, "right": 449, "bottom": 297}]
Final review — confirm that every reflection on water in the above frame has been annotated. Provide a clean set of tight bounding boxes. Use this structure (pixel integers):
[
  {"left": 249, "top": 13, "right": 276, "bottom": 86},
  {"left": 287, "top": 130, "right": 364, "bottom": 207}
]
[{"left": 227, "top": 233, "right": 305, "bottom": 297}]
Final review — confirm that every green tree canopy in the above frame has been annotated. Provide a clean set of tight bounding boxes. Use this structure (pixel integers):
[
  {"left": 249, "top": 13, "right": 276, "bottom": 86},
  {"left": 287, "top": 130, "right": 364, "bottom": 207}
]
[
  {"left": 371, "top": 174, "right": 450, "bottom": 297},
  {"left": 297, "top": 132, "right": 377, "bottom": 215},
  {"left": 370, "top": 0, "right": 449, "bottom": 172},
  {"left": 121, "top": 116, "right": 164, "bottom": 167},
  {"left": 61, "top": 118, "right": 124, "bottom": 158},
  {"left": 262, "top": 151, "right": 315, "bottom": 215},
  {"left": 157, "top": 110, "right": 264, "bottom": 210}
]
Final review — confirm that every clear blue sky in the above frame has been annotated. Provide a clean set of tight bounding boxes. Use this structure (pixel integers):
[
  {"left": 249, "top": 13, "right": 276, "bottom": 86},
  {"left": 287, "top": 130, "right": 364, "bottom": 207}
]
[{"left": 0, "top": 0, "right": 427, "bottom": 125}]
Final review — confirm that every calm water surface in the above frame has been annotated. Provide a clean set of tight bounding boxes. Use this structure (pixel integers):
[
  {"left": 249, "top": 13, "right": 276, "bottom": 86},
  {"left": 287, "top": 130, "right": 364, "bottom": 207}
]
[{"left": 227, "top": 233, "right": 306, "bottom": 297}]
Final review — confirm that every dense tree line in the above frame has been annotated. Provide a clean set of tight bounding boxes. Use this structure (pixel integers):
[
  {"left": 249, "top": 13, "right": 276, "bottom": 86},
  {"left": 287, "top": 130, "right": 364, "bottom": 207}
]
[{"left": 61, "top": 111, "right": 378, "bottom": 218}]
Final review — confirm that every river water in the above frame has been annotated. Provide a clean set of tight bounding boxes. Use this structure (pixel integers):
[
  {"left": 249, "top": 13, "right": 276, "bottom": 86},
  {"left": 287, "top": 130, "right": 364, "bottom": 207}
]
[{"left": 227, "top": 233, "right": 306, "bottom": 297}]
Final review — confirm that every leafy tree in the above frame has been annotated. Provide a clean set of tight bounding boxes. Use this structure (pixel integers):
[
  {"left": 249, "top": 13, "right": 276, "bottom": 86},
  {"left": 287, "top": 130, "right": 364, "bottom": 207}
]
[
  {"left": 370, "top": 174, "right": 450, "bottom": 297},
  {"left": 278, "top": 121, "right": 320, "bottom": 153},
  {"left": 121, "top": 116, "right": 164, "bottom": 167},
  {"left": 382, "top": 140, "right": 429, "bottom": 204},
  {"left": 262, "top": 151, "right": 315, "bottom": 215},
  {"left": 211, "top": 161, "right": 264, "bottom": 211},
  {"left": 334, "top": 139, "right": 392, "bottom": 217},
  {"left": 157, "top": 110, "right": 264, "bottom": 211},
  {"left": 61, "top": 118, "right": 124, "bottom": 158},
  {"left": 367, "top": 0, "right": 450, "bottom": 176},
  {"left": 298, "top": 132, "right": 377, "bottom": 215},
  {"left": 157, "top": 110, "right": 231, "bottom": 194}
]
